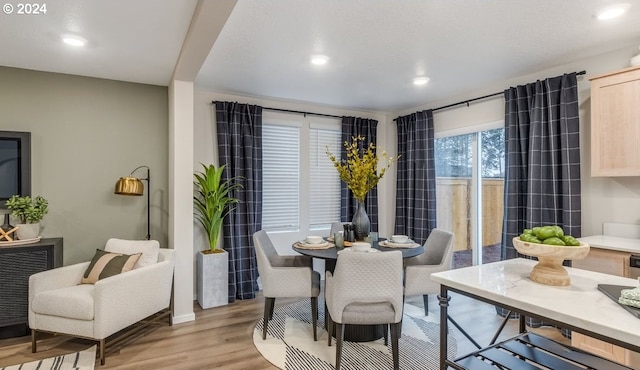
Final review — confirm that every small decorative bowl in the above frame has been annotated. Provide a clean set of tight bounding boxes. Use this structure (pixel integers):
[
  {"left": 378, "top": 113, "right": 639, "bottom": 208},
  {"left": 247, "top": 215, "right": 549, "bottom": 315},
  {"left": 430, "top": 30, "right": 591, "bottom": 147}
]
[
  {"left": 512, "top": 237, "right": 590, "bottom": 286},
  {"left": 391, "top": 235, "right": 408, "bottom": 244},
  {"left": 352, "top": 242, "right": 371, "bottom": 252},
  {"left": 306, "top": 236, "right": 323, "bottom": 244}
]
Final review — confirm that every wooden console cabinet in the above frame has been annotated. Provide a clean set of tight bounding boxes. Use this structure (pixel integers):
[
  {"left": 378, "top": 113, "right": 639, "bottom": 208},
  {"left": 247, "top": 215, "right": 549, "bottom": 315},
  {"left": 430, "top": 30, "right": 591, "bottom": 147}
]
[
  {"left": 590, "top": 65, "right": 640, "bottom": 177},
  {"left": 0, "top": 238, "right": 63, "bottom": 339}
]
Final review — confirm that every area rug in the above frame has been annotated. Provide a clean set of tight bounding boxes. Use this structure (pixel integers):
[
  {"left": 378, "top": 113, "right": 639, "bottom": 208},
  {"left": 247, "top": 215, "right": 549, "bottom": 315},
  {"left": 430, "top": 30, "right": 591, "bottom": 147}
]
[
  {"left": 1, "top": 346, "right": 95, "bottom": 370},
  {"left": 253, "top": 299, "right": 456, "bottom": 370}
]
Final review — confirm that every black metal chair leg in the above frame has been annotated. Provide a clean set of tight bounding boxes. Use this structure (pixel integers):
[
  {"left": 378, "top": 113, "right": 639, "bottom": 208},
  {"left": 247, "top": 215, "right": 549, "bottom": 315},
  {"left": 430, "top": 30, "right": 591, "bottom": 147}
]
[
  {"left": 327, "top": 313, "right": 333, "bottom": 346},
  {"left": 423, "top": 294, "right": 429, "bottom": 316},
  {"left": 383, "top": 324, "right": 389, "bottom": 346},
  {"left": 335, "top": 323, "right": 345, "bottom": 370},
  {"left": 263, "top": 297, "right": 275, "bottom": 340},
  {"left": 391, "top": 322, "right": 401, "bottom": 370},
  {"left": 311, "top": 296, "right": 318, "bottom": 341},
  {"left": 31, "top": 330, "right": 37, "bottom": 353}
]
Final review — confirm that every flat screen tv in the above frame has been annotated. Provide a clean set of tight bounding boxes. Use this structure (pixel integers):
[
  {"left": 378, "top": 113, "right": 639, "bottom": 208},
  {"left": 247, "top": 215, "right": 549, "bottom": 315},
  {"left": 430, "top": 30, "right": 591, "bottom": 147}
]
[{"left": 0, "top": 131, "right": 31, "bottom": 208}]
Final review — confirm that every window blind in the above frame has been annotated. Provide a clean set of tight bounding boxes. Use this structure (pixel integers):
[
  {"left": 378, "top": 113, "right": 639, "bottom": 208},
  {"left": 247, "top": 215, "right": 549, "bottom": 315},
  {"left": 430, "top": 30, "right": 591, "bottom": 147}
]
[
  {"left": 262, "top": 124, "right": 300, "bottom": 230},
  {"left": 309, "top": 128, "right": 341, "bottom": 230}
]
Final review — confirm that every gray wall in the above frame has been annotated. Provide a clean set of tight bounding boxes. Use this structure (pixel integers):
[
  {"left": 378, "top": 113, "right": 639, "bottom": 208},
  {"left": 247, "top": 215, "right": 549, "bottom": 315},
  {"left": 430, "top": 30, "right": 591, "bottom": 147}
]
[{"left": 0, "top": 67, "right": 169, "bottom": 264}]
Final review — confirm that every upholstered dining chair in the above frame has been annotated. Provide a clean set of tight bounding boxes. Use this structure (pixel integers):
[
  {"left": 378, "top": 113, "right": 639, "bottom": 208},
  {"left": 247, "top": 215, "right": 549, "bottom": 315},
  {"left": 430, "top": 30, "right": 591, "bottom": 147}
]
[
  {"left": 403, "top": 228, "right": 455, "bottom": 316},
  {"left": 326, "top": 250, "right": 404, "bottom": 370},
  {"left": 253, "top": 230, "right": 320, "bottom": 341},
  {"left": 330, "top": 221, "right": 347, "bottom": 236}
]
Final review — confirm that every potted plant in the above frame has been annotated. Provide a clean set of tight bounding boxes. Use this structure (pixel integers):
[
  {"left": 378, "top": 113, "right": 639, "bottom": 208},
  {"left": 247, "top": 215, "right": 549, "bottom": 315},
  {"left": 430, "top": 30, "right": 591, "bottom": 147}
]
[
  {"left": 193, "top": 163, "right": 242, "bottom": 309},
  {"left": 5, "top": 195, "right": 48, "bottom": 240}
]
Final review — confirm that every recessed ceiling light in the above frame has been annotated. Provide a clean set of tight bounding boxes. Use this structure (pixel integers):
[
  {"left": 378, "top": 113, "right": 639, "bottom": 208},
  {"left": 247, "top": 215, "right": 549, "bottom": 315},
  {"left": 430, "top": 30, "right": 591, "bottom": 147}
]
[
  {"left": 596, "top": 4, "right": 629, "bottom": 20},
  {"left": 413, "top": 76, "right": 430, "bottom": 86},
  {"left": 310, "top": 55, "right": 329, "bottom": 65},
  {"left": 62, "top": 35, "right": 87, "bottom": 47}
]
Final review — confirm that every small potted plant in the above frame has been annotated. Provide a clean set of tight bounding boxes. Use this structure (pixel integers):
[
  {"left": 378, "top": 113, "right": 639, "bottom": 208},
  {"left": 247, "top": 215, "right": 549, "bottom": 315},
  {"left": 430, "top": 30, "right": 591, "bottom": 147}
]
[
  {"left": 5, "top": 195, "right": 48, "bottom": 240},
  {"left": 193, "top": 163, "right": 242, "bottom": 309}
]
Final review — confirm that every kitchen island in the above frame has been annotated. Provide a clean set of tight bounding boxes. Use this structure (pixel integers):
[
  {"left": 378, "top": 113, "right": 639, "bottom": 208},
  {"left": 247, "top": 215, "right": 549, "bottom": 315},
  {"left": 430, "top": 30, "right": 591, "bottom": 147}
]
[{"left": 432, "top": 258, "right": 640, "bottom": 369}]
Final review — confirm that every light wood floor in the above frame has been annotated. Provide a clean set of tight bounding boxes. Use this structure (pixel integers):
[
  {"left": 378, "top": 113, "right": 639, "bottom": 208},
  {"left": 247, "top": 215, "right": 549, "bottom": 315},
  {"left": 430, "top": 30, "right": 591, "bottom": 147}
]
[{"left": 0, "top": 291, "right": 569, "bottom": 369}]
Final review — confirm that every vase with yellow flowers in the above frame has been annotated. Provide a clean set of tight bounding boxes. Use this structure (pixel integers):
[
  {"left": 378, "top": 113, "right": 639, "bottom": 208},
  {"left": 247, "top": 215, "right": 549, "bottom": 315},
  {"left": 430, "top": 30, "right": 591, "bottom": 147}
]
[{"left": 326, "top": 135, "right": 397, "bottom": 240}]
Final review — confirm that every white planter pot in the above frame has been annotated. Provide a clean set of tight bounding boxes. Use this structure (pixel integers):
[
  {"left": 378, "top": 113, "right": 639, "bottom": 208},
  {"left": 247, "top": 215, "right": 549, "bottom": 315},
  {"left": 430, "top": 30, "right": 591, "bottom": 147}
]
[
  {"left": 197, "top": 250, "right": 229, "bottom": 309},
  {"left": 15, "top": 223, "right": 40, "bottom": 240}
]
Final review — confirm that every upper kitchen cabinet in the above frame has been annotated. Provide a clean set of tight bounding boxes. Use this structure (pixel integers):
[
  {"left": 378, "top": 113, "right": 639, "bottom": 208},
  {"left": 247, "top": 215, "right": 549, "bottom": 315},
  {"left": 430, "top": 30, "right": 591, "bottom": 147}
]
[{"left": 590, "top": 65, "right": 640, "bottom": 177}]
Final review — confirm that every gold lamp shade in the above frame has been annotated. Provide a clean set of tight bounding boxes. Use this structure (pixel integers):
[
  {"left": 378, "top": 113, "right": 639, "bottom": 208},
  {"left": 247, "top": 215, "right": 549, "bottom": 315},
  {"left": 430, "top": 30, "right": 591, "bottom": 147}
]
[{"left": 114, "top": 176, "right": 144, "bottom": 196}]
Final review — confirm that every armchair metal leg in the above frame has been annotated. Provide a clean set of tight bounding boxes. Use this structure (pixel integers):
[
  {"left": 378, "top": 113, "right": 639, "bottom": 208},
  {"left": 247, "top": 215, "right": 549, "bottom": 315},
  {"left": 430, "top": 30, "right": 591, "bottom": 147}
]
[
  {"left": 99, "top": 339, "right": 105, "bottom": 365},
  {"left": 383, "top": 324, "right": 389, "bottom": 346},
  {"left": 311, "top": 296, "right": 318, "bottom": 341},
  {"left": 31, "top": 330, "right": 37, "bottom": 353}
]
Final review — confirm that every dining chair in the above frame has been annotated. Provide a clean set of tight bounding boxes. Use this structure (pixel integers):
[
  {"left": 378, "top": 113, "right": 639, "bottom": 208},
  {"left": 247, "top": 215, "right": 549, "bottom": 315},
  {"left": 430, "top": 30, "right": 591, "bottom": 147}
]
[
  {"left": 253, "top": 230, "right": 320, "bottom": 341},
  {"left": 326, "top": 250, "right": 404, "bottom": 370},
  {"left": 330, "top": 221, "right": 347, "bottom": 236},
  {"left": 403, "top": 228, "right": 455, "bottom": 316}
]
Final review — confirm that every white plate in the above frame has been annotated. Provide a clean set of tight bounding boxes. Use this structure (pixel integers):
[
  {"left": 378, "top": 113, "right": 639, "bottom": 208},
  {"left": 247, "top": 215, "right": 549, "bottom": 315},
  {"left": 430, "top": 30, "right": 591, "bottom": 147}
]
[
  {"left": 379, "top": 240, "right": 420, "bottom": 249},
  {"left": 338, "top": 248, "right": 379, "bottom": 254},
  {"left": 297, "top": 240, "right": 330, "bottom": 248}
]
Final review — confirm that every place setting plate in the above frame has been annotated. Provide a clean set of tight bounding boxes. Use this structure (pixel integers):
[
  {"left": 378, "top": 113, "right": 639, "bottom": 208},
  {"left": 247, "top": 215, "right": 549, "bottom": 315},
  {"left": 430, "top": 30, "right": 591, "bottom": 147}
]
[
  {"left": 379, "top": 239, "right": 420, "bottom": 248},
  {"left": 294, "top": 239, "right": 334, "bottom": 250}
]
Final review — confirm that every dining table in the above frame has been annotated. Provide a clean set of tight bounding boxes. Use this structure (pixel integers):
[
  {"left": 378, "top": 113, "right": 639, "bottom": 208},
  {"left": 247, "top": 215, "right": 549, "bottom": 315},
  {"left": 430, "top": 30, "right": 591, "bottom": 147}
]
[{"left": 292, "top": 238, "right": 424, "bottom": 342}]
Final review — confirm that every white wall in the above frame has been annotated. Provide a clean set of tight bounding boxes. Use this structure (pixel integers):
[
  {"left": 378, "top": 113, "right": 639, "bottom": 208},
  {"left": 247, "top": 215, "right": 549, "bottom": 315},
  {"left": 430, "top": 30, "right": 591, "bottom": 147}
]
[{"left": 392, "top": 44, "right": 640, "bottom": 237}]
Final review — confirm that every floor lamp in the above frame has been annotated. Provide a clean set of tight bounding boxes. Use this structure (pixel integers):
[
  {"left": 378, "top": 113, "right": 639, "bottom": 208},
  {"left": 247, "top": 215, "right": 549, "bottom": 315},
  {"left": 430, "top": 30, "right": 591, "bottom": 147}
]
[{"left": 114, "top": 165, "right": 151, "bottom": 240}]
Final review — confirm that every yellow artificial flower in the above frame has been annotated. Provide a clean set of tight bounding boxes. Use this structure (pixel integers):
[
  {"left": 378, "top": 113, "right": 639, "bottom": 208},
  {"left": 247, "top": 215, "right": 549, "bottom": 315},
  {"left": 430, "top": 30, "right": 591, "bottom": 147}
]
[{"left": 326, "top": 136, "right": 397, "bottom": 202}]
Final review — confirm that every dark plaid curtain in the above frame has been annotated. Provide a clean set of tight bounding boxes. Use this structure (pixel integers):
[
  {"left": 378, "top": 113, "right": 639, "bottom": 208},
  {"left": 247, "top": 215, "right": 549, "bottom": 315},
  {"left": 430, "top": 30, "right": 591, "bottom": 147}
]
[
  {"left": 499, "top": 73, "right": 581, "bottom": 330},
  {"left": 215, "top": 101, "right": 262, "bottom": 302},
  {"left": 340, "top": 117, "right": 379, "bottom": 231},
  {"left": 394, "top": 110, "right": 437, "bottom": 245},
  {"left": 501, "top": 73, "right": 581, "bottom": 259}
]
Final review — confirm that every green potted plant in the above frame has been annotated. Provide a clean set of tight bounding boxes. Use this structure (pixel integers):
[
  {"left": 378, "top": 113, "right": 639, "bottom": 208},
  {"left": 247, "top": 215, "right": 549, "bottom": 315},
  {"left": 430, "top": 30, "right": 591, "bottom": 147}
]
[
  {"left": 5, "top": 195, "right": 49, "bottom": 240},
  {"left": 193, "top": 163, "right": 242, "bottom": 309}
]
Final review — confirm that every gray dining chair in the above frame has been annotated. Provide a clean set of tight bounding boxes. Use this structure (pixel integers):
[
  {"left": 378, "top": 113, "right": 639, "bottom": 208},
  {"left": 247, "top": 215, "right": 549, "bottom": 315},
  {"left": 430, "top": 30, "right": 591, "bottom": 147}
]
[
  {"left": 404, "top": 228, "right": 455, "bottom": 316},
  {"left": 253, "top": 230, "right": 320, "bottom": 341},
  {"left": 326, "top": 250, "right": 404, "bottom": 370},
  {"left": 330, "top": 221, "right": 347, "bottom": 236}
]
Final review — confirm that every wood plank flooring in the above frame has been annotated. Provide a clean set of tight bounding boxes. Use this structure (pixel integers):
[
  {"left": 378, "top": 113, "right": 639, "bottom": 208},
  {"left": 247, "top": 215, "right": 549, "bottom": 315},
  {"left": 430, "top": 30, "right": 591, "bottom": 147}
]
[{"left": 0, "top": 291, "right": 569, "bottom": 369}]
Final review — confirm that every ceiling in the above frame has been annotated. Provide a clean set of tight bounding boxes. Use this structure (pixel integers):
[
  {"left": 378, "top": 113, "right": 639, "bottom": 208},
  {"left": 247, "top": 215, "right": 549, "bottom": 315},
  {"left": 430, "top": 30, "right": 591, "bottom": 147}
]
[{"left": 2, "top": 0, "right": 640, "bottom": 113}]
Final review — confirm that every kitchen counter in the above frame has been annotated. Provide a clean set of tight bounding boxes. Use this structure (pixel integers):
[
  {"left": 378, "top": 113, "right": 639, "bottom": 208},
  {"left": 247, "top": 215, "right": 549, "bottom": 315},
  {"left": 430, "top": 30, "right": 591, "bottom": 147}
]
[
  {"left": 433, "top": 258, "right": 640, "bottom": 369},
  {"left": 579, "top": 235, "right": 640, "bottom": 254}
]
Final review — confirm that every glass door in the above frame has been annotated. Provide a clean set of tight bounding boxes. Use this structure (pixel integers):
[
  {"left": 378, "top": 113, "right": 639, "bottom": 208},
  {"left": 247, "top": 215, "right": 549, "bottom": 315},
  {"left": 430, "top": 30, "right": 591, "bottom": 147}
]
[{"left": 435, "top": 127, "right": 504, "bottom": 268}]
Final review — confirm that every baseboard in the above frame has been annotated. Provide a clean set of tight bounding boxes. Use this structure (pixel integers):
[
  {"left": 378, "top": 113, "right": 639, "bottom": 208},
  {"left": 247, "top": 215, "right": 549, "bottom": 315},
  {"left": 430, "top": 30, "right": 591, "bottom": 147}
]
[{"left": 172, "top": 312, "right": 196, "bottom": 324}]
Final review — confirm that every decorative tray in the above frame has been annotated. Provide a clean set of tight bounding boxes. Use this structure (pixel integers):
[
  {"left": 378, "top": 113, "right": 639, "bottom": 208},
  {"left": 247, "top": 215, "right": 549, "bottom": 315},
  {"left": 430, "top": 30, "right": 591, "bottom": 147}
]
[{"left": 0, "top": 236, "right": 42, "bottom": 247}]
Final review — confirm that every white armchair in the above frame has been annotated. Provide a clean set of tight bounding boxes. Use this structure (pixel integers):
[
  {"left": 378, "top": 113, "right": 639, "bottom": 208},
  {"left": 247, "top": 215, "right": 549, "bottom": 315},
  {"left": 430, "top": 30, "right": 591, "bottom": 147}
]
[{"left": 28, "top": 239, "right": 174, "bottom": 365}]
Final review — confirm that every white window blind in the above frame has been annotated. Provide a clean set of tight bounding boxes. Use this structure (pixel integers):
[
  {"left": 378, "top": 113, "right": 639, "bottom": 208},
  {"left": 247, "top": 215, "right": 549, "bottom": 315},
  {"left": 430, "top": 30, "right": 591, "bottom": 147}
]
[
  {"left": 262, "top": 124, "right": 300, "bottom": 231},
  {"left": 309, "top": 127, "right": 341, "bottom": 230}
]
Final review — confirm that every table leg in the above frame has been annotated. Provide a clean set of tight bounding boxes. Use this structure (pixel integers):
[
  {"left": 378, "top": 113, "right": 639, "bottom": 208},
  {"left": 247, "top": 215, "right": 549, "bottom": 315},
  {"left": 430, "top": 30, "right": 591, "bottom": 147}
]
[{"left": 438, "top": 285, "right": 450, "bottom": 370}]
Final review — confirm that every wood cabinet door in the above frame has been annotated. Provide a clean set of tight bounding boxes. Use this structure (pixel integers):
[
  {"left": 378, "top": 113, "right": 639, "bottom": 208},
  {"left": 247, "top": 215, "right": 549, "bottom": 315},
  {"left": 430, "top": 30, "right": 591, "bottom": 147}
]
[{"left": 591, "top": 65, "right": 640, "bottom": 177}]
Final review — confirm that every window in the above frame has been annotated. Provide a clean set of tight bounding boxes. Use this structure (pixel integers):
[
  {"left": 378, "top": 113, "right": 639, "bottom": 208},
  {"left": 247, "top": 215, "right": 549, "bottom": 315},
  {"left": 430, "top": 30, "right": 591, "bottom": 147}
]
[{"left": 262, "top": 112, "right": 341, "bottom": 235}]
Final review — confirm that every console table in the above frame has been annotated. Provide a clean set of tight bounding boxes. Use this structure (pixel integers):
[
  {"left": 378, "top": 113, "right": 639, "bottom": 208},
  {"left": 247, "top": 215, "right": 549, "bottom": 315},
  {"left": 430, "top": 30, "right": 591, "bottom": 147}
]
[
  {"left": 0, "top": 237, "right": 63, "bottom": 339},
  {"left": 432, "top": 258, "right": 640, "bottom": 369}
]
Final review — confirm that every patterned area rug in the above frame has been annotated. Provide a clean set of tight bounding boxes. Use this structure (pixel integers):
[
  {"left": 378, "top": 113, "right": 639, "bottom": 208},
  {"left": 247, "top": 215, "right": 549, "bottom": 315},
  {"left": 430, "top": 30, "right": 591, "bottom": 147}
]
[
  {"left": 1, "top": 346, "right": 95, "bottom": 370},
  {"left": 253, "top": 299, "right": 456, "bottom": 370}
]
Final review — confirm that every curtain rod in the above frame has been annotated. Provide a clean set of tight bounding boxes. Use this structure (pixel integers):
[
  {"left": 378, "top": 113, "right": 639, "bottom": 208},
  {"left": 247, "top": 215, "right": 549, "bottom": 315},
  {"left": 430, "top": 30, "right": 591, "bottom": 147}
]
[
  {"left": 395, "top": 70, "right": 587, "bottom": 119},
  {"left": 263, "top": 106, "right": 342, "bottom": 119}
]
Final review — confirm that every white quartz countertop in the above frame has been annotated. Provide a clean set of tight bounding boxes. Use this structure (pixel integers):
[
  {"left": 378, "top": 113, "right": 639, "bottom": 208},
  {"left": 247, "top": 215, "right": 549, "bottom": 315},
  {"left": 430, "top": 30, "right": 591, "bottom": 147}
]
[
  {"left": 432, "top": 258, "right": 640, "bottom": 350},
  {"left": 578, "top": 235, "right": 640, "bottom": 254}
]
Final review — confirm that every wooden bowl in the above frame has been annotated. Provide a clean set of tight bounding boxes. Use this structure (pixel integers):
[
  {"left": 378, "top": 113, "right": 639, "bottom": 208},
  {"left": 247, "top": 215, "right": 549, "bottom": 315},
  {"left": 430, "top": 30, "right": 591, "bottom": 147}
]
[{"left": 512, "top": 237, "right": 590, "bottom": 286}]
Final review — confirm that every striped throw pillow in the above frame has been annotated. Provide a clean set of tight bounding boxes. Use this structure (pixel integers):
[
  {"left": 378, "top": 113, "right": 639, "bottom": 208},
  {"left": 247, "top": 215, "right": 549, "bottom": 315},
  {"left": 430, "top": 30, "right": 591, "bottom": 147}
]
[{"left": 81, "top": 249, "right": 142, "bottom": 284}]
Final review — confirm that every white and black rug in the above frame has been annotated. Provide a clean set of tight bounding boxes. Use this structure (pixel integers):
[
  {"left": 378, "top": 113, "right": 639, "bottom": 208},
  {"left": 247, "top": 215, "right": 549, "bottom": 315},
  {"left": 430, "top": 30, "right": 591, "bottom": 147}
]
[
  {"left": 253, "top": 299, "right": 456, "bottom": 370},
  {"left": 1, "top": 345, "right": 95, "bottom": 370}
]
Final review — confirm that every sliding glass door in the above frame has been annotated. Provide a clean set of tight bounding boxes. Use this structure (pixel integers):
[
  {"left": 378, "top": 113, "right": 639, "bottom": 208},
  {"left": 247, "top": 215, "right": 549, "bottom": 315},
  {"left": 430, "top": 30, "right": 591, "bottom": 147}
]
[{"left": 435, "top": 126, "right": 504, "bottom": 268}]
